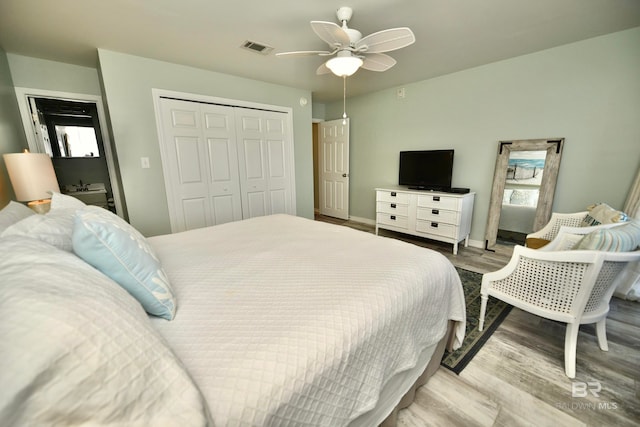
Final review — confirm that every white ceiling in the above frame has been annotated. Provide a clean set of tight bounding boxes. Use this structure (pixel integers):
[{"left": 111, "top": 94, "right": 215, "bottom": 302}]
[{"left": 1, "top": 0, "right": 639, "bottom": 102}]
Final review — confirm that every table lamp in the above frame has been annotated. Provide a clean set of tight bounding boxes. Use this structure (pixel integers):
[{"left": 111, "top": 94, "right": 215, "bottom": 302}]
[{"left": 3, "top": 150, "right": 60, "bottom": 214}]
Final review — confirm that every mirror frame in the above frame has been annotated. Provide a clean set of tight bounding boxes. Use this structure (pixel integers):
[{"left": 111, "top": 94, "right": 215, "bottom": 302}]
[{"left": 485, "top": 138, "right": 564, "bottom": 249}]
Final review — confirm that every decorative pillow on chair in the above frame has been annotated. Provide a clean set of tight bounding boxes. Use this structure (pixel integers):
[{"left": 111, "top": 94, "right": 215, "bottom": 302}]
[
  {"left": 0, "top": 201, "right": 34, "bottom": 234},
  {"left": 72, "top": 206, "right": 177, "bottom": 320},
  {"left": 581, "top": 203, "right": 628, "bottom": 227},
  {"left": 574, "top": 219, "right": 640, "bottom": 252}
]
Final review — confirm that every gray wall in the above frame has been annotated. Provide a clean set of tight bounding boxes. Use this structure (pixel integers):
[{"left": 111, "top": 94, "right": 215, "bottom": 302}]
[
  {"left": 2, "top": 51, "right": 315, "bottom": 235},
  {"left": 7, "top": 54, "right": 102, "bottom": 95},
  {"left": 97, "top": 49, "right": 314, "bottom": 236},
  {"left": 325, "top": 27, "right": 640, "bottom": 243},
  {"left": 0, "top": 49, "right": 28, "bottom": 207},
  {"left": 3, "top": 28, "right": 638, "bottom": 243}
]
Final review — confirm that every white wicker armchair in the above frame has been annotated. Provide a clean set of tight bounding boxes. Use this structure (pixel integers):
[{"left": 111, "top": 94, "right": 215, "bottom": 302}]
[{"left": 479, "top": 245, "right": 640, "bottom": 378}]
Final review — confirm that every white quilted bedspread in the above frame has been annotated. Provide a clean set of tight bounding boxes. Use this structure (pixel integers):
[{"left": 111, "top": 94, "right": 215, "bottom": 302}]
[
  {"left": 149, "top": 214, "right": 466, "bottom": 426},
  {"left": 0, "top": 236, "right": 210, "bottom": 426}
]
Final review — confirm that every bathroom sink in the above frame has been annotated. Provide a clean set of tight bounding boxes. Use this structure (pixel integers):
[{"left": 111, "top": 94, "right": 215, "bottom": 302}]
[{"left": 62, "top": 183, "right": 107, "bottom": 195}]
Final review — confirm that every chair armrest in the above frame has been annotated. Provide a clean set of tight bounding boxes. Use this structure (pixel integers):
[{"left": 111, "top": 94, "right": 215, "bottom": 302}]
[{"left": 526, "top": 211, "right": 588, "bottom": 242}]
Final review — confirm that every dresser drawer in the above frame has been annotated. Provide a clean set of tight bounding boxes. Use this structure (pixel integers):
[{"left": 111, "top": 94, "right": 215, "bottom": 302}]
[
  {"left": 377, "top": 190, "right": 410, "bottom": 204},
  {"left": 416, "top": 207, "right": 459, "bottom": 224},
  {"left": 377, "top": 213, "right": 409, "bottom": 230},
  {"left": 377, "top": 201, "right": 409, "bottom": 216},
  {"left": 417, "top": 194, "right": 459, "bottom": 210},
  {"left": 416, "top": 220, "right": 457, "bottom": 239}
]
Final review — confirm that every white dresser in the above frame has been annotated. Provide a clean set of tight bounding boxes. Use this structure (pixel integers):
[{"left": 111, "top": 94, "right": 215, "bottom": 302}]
[{"left": 375, "top": 187, "right": 475, "bottom": 254}]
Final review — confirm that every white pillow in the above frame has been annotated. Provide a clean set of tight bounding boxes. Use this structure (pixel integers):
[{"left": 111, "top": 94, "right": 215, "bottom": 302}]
[
  {"left": 50, "top": 191, "right": 86, "bottom": 210},
  {"left": 1, "top": 208, "right": 78, "bottom": 251},
  {"left": 0, "top": 193, "right": 87, "bottom": 251},
  {"left": 73, "top": 206, "right": 177, "bottom": 320},
  {"left": 0, "top": 201, "right": 34, "bottom": 234},
  {"left": 0, "top": 236, "right": 210, "bottom": 426}
]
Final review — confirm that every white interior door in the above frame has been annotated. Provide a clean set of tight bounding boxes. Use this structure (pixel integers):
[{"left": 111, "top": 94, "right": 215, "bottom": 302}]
[{"left": 319, "top": 118, "right": 350, "bottom": 220}]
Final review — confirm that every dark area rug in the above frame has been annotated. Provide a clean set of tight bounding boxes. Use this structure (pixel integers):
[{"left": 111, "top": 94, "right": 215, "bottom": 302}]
[{"left": 441, "top": 267, "right": 512, "bottom": 374}]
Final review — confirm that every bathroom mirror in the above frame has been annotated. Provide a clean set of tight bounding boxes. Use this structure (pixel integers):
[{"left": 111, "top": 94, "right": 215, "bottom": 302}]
[{"left": 485, "top": 138, "right": 564, "bottom": 250}]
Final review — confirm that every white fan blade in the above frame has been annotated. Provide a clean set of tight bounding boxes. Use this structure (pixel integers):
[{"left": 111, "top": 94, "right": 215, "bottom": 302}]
[
  {"left": 356, "top": 27, "right": 415, "bottom": 53},
  {"left": 276, "top": 50, "right": 333, "bottom": 58},
  {"left": 361, "top": 53, "right": 397, "bottom": 72},
  {"left": 311, "top": 21, "right": 350, "bottom": 48},
  {"left": 316, "top": 62, "right": 331, "bottom": 75}
]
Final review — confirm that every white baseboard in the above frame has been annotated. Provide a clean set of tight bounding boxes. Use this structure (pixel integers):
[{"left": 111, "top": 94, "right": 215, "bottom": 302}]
[
  {"left": 467, "top": 239, "right": 484, "bottom": 249},
  {"left": 348, "top": 215, "right": 376, "bottom": 226}
]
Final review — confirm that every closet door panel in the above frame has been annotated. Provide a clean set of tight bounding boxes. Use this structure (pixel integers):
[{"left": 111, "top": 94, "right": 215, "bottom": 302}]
[
  {"left": 201, "top": 104, "right": 243, "bottom": 225},
  {"left": 182, "top": 198, "right": 208, "bottom": 230},
  {"left": 269, "top": 189, "right": 287, "bottom": 214},
  {"left": 211, "top": 195, "right": 237, "bottom": 225},
  {"left": 263, "top": 113, "right": 292, "bottom": 213},
  {"left": 160, "top": 99, "right": 213, "bottom": 232},
  {"left": 236, "top": 110, "right": 268, "bottom": 219},
  {"left": 246, "top": 191, "right": 267, "bottom": 218},
  {"left": 235, "top": 109, "right": 293, "bottom": 219}
]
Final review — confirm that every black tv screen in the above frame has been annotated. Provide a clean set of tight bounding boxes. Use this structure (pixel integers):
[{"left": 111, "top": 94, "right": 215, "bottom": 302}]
[{"left": 399, "top": 149, "right": 454, "bottom": 190}]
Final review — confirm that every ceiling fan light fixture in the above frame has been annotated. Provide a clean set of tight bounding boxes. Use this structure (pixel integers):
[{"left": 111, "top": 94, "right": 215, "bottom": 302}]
[{"left": 326, "top": 56, "right": 363, "bottom": 77}]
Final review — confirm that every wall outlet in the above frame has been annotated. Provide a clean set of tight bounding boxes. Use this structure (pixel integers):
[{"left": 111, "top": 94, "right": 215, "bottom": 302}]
[
  {"left": 141, "top": 157, "right": 150, "bottom": 168},
  {"left": 397, "top": 87, "right": 406, "bottom": 99}
]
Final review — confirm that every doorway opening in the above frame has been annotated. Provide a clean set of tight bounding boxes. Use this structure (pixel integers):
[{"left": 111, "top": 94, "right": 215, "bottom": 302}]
[{"left": 14, "top": 88, "right": 124, "bottom": 216}]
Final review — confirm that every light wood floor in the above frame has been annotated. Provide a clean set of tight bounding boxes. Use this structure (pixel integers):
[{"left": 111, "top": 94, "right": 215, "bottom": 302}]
[{"left": 316, "top": 215, "right": 640, "bottom": 427}]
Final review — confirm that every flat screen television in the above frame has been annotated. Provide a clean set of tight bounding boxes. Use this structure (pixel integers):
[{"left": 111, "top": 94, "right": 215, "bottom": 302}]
[{"left": 398, "top": 149, "right": 454, "bottom": 191}]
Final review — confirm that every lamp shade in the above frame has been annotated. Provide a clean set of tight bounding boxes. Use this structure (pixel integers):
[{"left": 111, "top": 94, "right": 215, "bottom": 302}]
[
  {"left": 326, "top": 56, "right": 363, "bottom": 77},
  {"left": 3, "top": 152, "right": 60, "bottom": 202}
]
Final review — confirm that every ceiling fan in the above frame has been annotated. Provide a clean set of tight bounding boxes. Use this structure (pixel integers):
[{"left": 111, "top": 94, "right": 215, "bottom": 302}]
[{"left": 276, "top": 6, "right": 415, "bottom": 77}]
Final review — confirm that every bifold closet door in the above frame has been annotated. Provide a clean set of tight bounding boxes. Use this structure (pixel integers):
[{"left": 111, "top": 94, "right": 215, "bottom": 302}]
[
  {"left": 159, "top": 98, "right": 242, "bottom": 231},
  {"left": 234, "top": 109, "right": 293, "bottom": 219},
  {"left": 159, "top": 97, "right": 295, "bottom": 232}
]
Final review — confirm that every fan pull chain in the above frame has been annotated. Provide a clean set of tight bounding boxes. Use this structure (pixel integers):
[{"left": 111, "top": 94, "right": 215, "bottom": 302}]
[{"left": 342, "top": 76, "right": 347, "bottom": 125}]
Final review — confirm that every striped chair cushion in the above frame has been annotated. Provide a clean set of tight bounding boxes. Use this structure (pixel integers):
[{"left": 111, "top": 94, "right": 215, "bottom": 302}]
[{"left": 574, "top": 219, "right": 640, "bottom": 252}]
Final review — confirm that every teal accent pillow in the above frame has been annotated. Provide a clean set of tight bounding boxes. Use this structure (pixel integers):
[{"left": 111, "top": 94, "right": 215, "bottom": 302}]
[
  {"left": 573, "top": 220, "right": 640, "bottom": 252},
  {"left": 72, "top": 206, "right": 176, "bottom": 320}
]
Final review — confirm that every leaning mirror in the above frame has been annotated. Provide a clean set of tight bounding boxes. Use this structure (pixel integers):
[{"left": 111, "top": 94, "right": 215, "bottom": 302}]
[{"left": 485, "top": 138, "right": 564, "bottom": 250}]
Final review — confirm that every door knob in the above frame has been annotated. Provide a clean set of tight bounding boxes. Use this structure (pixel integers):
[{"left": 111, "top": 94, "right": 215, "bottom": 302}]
[{"left": 342, "top": 173, "right": 348, "bottom": 177}]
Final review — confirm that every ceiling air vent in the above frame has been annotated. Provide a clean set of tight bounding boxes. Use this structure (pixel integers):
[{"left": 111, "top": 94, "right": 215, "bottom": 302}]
[{"left": 241, "top": 40, "right": 273, "bottom": 55}]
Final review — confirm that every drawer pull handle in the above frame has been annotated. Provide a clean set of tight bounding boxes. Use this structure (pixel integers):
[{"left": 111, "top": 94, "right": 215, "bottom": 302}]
[
  {"left": 432, "top": 209, "right": 439, "bottom": 215},
  {"left": 390, "top": 215, "right": 396, "bottom": 220},
  {"left": 433, "top": 196, "right": 440, "bottom": 202},
  {"left": 431, "top": 222, "right": 438, "bottom": 228},
  {"left": 391, "top": 203, "right": 397, "bottom": 208},
  {"left": 391, "top": 192, "right": 397, "bottom": 197}
]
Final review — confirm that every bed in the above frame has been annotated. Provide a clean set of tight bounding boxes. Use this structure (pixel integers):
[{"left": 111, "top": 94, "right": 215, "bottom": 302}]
[
  {"left": 0, "top": 195, "right": 466, "bottom": 426},
  {"left": 498, "top": 188, "right": 539, "bottom": 234}
]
